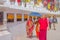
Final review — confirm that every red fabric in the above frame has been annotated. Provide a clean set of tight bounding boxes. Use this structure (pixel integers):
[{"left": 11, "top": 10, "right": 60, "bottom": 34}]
[
  {"left": 17, "top": 0, "right": 21, "bottom": 3},
  {"left": 36, "top": 32, "right": 39, "bottom": 38},
  {"left": 26, "top": 20, "right": 34, "bottom": 37},
  {"left": 50, "top": 5, "right": 54, "bottom": 10},
  {"left": 44, "top": 0, "right": 47, "bottom": 6},
  {"left": 29, "top": 25, "right": 34, "bottom": 33},
  {"left": 26, "top": 20, "right": 30, "bottom": 26},
  {"left": 47, "top": 0, "right": 50, "bottom": 3},
  {"left": 39, "top": 30, "right": 47, "bottom": 40},
  {"left": 38, "top": 18, "right": 48, "bottom": 30}
]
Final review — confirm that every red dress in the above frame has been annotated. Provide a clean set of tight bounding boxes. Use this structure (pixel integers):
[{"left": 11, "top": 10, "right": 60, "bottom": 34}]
[
  {"left": 26, "top": 20, "right": 34, "bottom": 37},
  {"left": 36, "top": 23, "right": 40, "bottom": 38}
]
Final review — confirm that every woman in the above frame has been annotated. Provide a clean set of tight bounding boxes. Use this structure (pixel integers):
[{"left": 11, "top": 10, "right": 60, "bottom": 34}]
[
  {"left": 35, "top": 17, "right": 40, "bottom": 38},
  {"left": 26, "top": 16, "right": 34, "bottom": 38},
  {"left": 39, "top": 15, "right": 48, "bottom": 40}
]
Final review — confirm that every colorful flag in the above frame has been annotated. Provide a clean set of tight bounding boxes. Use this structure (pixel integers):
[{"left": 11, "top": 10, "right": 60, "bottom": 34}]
[
  {"left": 37, "top": 0, "right": 42, "bottom": 5},
  {"left": 54, "top": 6, "right": 58, "bottom": 11},
  {"left": 25, "top": 0, "right": 30, "bottom": 3},
  {"left": 50, "top": 4, "right": 54, "bottom": 10},
  {"left": 47, "top": 0, "right": 50, "bottom": 3},
  {"left": 10, "top": 0, "right": 15, "bottom": 2},
  {"left": 43, "top": 0, "right": 48, "bottom": 7},
  {"left": 17, "top": 0, "right": 21, "bottom": 6},
  {"left": 37, "top": 0, "right": 42, "bottom": 3},
  {"left": 47, "top": 3, "right": 51, "bottom": 10}
]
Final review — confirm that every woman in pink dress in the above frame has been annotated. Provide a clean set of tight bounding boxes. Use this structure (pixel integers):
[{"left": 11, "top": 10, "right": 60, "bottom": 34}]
[{"left": 38, "top": 15, "right": 48, "bottom": 40}]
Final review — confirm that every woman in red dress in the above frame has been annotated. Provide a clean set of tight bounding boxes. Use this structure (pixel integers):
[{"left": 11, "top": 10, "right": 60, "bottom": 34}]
[
  {"left": 26, "top": 16, "right": 34, "bottom": 38},
  {"left": 38, "top": 15, "right": 48, "bottom": 40}
]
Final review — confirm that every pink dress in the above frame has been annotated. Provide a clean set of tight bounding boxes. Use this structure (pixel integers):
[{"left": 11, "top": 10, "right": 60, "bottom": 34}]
[{"left": 38, "top": 18, "right": 48, "bottom": 40}]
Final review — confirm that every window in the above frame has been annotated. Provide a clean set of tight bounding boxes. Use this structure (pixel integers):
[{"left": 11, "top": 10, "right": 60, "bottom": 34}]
[
  {"left": 7, "top": 13, "right": 14, "bottom": 22},
  {"left": 16, "top": 14, "right": 22, "bottom": 21},
  {"left": 24, "top": 14, "right": 28, "bottom": 21},
  {"left": 0, "top": 12, "right": 3, "bottom": 25}
]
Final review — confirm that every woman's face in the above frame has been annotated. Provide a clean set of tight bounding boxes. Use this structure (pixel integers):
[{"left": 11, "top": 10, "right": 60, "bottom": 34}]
[
  {"left": 29, "top": 17, "right": 32, "bottom": 20},
  {"left": 41, "top": 14, "right": 46, "bottom": 18}
]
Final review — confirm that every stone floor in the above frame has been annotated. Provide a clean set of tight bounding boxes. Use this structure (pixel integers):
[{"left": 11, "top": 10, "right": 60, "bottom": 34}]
[{"left": 7, "top": 18, "right": 60, "bottom": 40}]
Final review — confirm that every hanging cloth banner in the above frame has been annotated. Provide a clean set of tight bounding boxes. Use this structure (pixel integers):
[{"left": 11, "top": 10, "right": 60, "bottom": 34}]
[
  {"left": 34, "top": 0, "right": 37, "bottom": 4},
  {"left": 10, "top": 0, "right": 15, "bottom": 2},
  {"left": 37, "top": 0, "right": 42, "bottom": 3},
  {"left": 50, "top": 4, "right": 54, "bottom": 10},
  {"left": 37, "top": 0, "right": 42, "bottom": 5},
  {"left": 25, "top": 0, "right": 30, "bottom": 3},
  {"left": 10, "top": 0, "right": 15, "bottom": 5},
  {"left": 47, "top": 0, "right": 50, "bottom": 3},
  {"left": 43, "top": 0, "right": 48, "bottom": 7},
  {"left": 23, "top": 0, "right": 31, "bottom": 7},
  {"left": 17, "top": 0, "right": 21, "bottom": 6},
  {"left": 17, "top": 0, "right": 21, "bottom": 3},
  {"left": 54, "top": 6, "right": 58, "bottom": 11},
  {"left": 47, "top": 3, "right": 51, "bottom": 10},
  {"left": 34, "top": 0, "right": 39, "bottom": 6},
  {"left": 51, "top": 0, "right": 54, "bottom": 2}
]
